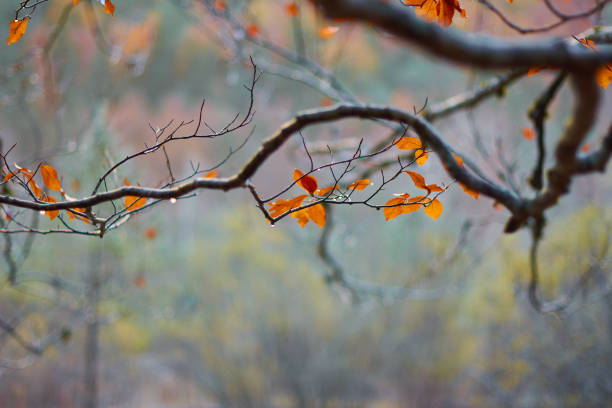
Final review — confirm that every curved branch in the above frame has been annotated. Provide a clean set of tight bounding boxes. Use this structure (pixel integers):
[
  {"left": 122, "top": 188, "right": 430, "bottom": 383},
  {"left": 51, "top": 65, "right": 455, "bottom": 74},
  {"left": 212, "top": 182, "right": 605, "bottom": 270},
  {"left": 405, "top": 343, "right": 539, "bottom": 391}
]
[{"left": 313, "top": 0, "right": 612, "bottom": 70}]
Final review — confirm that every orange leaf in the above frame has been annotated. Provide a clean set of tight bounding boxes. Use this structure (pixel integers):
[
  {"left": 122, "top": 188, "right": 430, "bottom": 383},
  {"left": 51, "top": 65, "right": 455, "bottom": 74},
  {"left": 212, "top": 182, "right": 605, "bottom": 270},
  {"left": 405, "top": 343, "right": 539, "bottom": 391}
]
[
  {"left": 285, "top": 2, "right": 299, "bottom": 16},
  {"left": 384, "top": 197, "right": 407, "bottom": 221},
  {"left": 577, "top": 37, "right": 597, "bottom": 51},
  {"left": 3, "top": 172, "right": 16, "bottom": 182},
  {"left": 134, "top": 274, "right": 146, "bottom": 288},
  {"left": 268, "top": 195, "right": 307, "bottom": 217},
  {"left": 319, "top": 97, "right": 334, "bottom": 107},
  {"left": 459, "top": 182, "right": 479, "bottom": 199},
  {"left": 427, "top": 184, "right": 444, "bottom": 192},
  {"left": 291, "top": 209, "right": 310, "bottom": 227},
  {"left": 413, "top": 0, "right": 438, "bottom": 23},
  {"left": 41, "top": 165, "right": 62, "bottom": 192},
  {"left": 396, "top": 136, "right": 422, "bottom": 150},
  {"left": 144, "top": 226, "right": 157, "bottom": 239},
  {"left": 437, "top": 0, "right": 465, "bottom": 27},
  {"left": 415, "top": 148, "right": 428, "bottom": 166},
  {"left": 29, "top": 179, "right": 42, "bottom": 199},
  {"left": 42, "top": 195, "right": 59, "bottom": 221},
  {"left": 384, "top": 195, "right": 423, "bottom": 220},
  {"left": 452, "top": 153, "right": 464, "bottom": 167},
  {"left": 348, "top": 179, "right": 371, "bottom": 191},
  {"left": 595, "top": 65, "right": 612, "bottom": 90},
  {"left": 424, "top": 198, "right": 443, "bottom": 219},
  {"left": 102, "top": 0, "right": 115, "bottom": 16},
  {"left": 7, "top": 18, "right": 28, "bottom": 46},
  {"left": 293, "top": 169, "right": 318, "bottom": 195},
  {"left": 214, "top": 0, "right": 227, "bottom": 12},
  {"left": 522, "top": 127, "right": 535, "bottom": 141},
  {"left": 67, "top": 208, "right": 89, "bottom": 224},
  {"left": 581, "top": 143, "right": 591, "bottom": 153},
  {"left": 246, "top": 24, "right": 259, "bottom": 37},
  {"left": 316, "top": 185, "right": 338, "bottom": 196},
  {"left": 306, "top": 204, "right": 326, "bottom": 228},
  {"left": 318, "top": 26, "right": 339, "bottom": 39},
  {"left": 74, "top": 0, "right": 80, "bottom": 4},
  {"left": 123, "top": 179, "right": 147, "bottom": 211},
  {"left": 405, "top": 170, "right": 427, "bottom": 190},
  {"left": 203, "top": 170, "right": 218, "bottom": 178},
  {"left": 527, "top": 67, "right": 542, "bottom": 77}
]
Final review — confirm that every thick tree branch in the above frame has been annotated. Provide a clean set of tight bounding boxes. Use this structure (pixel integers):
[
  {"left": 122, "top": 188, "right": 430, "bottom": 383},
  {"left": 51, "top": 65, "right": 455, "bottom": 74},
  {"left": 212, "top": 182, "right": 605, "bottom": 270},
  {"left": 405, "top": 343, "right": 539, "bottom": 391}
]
[{"left": 314, "top": 0, "right": 612, "bottom": 70}]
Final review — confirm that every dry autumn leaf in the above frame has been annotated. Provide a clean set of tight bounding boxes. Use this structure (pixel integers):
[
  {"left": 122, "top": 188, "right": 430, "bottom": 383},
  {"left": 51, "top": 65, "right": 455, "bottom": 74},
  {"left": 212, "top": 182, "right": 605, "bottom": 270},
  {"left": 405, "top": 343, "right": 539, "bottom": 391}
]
[
  {"left": 318, "top": 26, "right": 339, "bottom": 39},
  {"left": 268, "top": 195, "right": 307, "bottom": 217},
  {"left": 415, "top": 149, "right": 428, "bottom": 166},
  {"left": 7, "top": 18, "right": 28, "bottom": 46},
  {"left": 214, "top": 0, "right": 227, "bottom": 12},
  {"left": 144, "top": 226, "right": 157, "bottom": 239},
  {"left": 286, "top": 2, "right": 299, "bottom": 16},
  {"left": 316, "top": 185, "right": 338, "bottom": 196},
  {"left": 293, "top": 203, "right": 326, "bottom": 228},
  {"left": 40, "top": 165, "right": 62, "bottom": 192},
  {"left": 134, "top": 274, "right": 146, "bottom": 288},
  {"left": 423, "top": 198, "right": 443, "bottom": 220},
  {"left": 348, "top": 179, "right": 372, "bottom": 191},
  {"left": 522, "top": 127, "right": 535, "bottom": 141},
  {"left": 203, "top": 170, "right": 218, "bottom": 178},
  {"left": 396, "top": 136, "right": 422, "bottom": 150},
  {"left": 596, "top": 65, "right": 612, "bottom": 90},
  {"left": 124, "top": 179, "right": 147, "bottom": 212},
  {"left": 460, "top": 182, "right": 479, "bottom": 200},
  {"left": 294, "top": 169, "right": 318, "bottom": 195},
  {"left": 42, "top": 195, "right": 59, "bottom": 221},
  {"left": 383, "top": 195, "right": 424, "bottom": 220},
  {"left": 246, "top": 24, "right": 259, "bottom": 37},
  {"left": 405, "top": 170, "right": 443, "bottom": 193},
  {"left": 404, "top": 0, "right": 465, "bottom": 27}
]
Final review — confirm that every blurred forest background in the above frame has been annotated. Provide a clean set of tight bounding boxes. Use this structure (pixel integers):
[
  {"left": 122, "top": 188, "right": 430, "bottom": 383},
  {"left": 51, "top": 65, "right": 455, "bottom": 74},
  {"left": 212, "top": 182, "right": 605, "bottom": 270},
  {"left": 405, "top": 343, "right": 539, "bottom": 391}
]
[{"left": 1, "top": 0, "right": 612, "bottom": 407}]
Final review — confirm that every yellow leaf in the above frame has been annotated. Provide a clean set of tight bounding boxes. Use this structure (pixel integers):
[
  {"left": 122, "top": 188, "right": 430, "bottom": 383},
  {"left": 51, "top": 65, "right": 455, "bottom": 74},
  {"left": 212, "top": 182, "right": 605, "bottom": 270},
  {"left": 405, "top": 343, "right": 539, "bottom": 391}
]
[
  {"left": 396, "top": 136, "right": 422, "bottom": 150},
  {"left": 41, "top": 165, "right": 62, "bottom": 192},
  {"left": 7, "top": 18, "right": 28, "bottom": 46},
  {"left": 424, "top": 198, "right": 443, "bottom": 220}
]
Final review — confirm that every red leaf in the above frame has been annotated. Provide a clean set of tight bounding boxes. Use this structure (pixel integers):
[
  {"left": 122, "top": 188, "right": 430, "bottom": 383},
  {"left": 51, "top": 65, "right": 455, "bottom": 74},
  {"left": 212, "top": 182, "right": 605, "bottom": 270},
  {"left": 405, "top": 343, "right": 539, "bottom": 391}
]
[{"left": 293, "top": 169, "right": 318, "bottom": 195}]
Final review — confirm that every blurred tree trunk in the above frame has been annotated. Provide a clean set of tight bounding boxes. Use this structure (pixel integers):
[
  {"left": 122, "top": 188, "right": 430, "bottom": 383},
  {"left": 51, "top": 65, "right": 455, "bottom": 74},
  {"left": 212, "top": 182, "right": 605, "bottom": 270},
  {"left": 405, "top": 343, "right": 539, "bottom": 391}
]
[{"left": 84, "top": 248, "right": 101, "bottom": 408}]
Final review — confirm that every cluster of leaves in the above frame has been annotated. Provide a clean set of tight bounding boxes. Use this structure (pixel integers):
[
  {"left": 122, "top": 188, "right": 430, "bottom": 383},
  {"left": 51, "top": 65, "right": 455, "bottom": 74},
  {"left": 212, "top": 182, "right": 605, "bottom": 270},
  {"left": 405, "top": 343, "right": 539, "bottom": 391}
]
[
  {"left": 266, "top": 135, "right": 482, "bottom": 229},
  {"left": 403, "top": 0, "right": 466, "bottom": 27}
]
